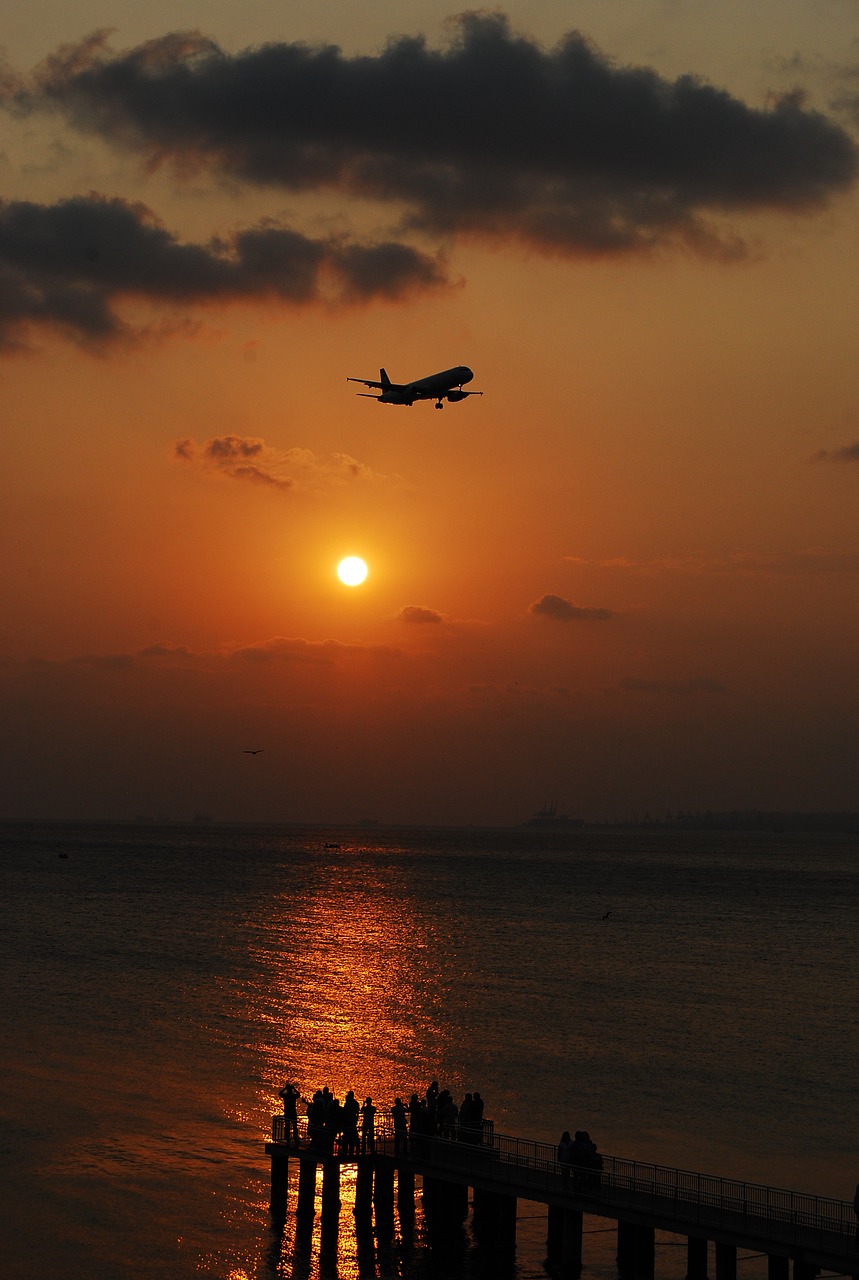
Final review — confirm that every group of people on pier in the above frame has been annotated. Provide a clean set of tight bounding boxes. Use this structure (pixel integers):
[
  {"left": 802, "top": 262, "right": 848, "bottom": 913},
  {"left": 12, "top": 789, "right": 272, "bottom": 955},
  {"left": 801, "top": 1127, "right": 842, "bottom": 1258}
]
[
  {"left": 277, "top": 1078, "right": 486, "bottom": 1158},
  {"left": 557, "top": 1129, "right": 603, "bottom": 1189}
]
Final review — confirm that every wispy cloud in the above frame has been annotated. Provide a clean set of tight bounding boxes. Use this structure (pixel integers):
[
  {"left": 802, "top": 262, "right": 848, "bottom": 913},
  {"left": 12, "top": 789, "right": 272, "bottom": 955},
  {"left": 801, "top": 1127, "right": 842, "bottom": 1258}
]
[
  {"left": 565, "top": 550, "right": 859, "bottom": 575},
  {"left": 529, "top": 593, "right": 614, "bottom": 621},
  {"left": 811, "top": 441, "right": 859, "bottom": 463},
  {"left": 16, "top": 13, "right": 857, "bottom": 260},
  {"left": 0, "top": 193, "right": 448, "bottom": 350},
  {"left": 174, "top": 435, "right": 386, "bottom": 492},
  {"left": 616, "top": 677, "right": 728, "bottom": 695}
]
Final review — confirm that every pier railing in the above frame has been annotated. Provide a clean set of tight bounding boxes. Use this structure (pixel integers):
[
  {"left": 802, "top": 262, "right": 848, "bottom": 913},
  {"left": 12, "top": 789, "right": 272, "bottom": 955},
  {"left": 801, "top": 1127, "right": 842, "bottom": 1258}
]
[{"left": 270, "top": 1114, "right": 858, "bottom": 1257}]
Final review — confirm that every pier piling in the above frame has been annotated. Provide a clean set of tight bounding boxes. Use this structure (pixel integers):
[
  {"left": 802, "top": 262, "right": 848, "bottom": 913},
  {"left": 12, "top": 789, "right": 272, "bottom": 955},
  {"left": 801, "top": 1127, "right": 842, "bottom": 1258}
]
[{"left": 265, "top": 1113, "right": 859, "bottom": 1280}]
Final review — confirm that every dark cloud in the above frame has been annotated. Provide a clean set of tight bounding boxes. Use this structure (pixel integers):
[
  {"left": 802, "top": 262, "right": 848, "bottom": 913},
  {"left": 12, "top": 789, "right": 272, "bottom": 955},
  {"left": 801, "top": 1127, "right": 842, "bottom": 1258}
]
[
  {"left": 20, "top": 14, "right": 858, "bottom": 258},
  {"left": 174, "top": 435, "right": 385, "bottom": 491},
  {"left": 811, "top": 441, "right": 859, "bottom": 463},
  {"left": 529, "top": 593, "right": 613, "bottom": 621},
  {"left": 397, "top": 605, "right": 445, "bottom": 624},
  {"left": 618, "top": 677, "right": 728, "bottom": 695},
  {"left": 0, "top": 193, "right": 448, "bottom": 349}
]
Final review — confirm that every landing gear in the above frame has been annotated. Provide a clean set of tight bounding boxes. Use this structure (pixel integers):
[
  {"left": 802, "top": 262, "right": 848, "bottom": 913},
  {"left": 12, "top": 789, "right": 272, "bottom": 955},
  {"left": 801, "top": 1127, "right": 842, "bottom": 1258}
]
[{"left": 435, "top": 400, "right": 444, "bottom": 409}]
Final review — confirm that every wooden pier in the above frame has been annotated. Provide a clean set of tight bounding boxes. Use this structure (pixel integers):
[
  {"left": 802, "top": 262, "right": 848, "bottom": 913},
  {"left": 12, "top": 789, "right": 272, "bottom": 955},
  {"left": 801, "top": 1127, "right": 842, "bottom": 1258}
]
[{"left": 266, "top": 1116, "right": 859, "bottom": 1278}]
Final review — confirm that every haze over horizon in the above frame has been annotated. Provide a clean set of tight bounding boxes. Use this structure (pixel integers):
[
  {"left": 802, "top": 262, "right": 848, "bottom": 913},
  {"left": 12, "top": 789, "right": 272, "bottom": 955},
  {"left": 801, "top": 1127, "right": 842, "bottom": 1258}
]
[{"left": 2, "top": 1, "right": 859, "bottom": 826}]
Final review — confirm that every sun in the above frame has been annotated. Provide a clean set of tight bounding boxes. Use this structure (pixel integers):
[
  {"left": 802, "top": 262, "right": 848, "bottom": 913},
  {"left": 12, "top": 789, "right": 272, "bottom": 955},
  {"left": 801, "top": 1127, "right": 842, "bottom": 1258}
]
[{"left": 337, "top": 556, "right": 368, "bottom": 587}]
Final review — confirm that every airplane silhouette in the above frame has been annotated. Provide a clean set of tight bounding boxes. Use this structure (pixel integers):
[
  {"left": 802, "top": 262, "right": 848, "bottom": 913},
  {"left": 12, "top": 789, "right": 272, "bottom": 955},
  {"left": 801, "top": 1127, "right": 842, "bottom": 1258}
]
[{"left": 347, "top": 365, "right": 483, "bottom": 409}]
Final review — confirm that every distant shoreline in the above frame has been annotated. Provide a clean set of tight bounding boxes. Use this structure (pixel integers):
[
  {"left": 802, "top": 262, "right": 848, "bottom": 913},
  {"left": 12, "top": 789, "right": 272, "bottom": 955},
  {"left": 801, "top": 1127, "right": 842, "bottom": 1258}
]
[{"left": 2, "top": 811, "right": 858, "bottom": 834}]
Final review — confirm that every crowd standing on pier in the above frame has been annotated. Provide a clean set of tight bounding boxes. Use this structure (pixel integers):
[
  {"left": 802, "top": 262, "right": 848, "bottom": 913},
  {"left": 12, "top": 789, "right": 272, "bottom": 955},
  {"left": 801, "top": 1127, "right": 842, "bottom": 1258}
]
[
  {"left": 557, "top": 1129, "right": 603, "bottom": 1188},
  {"left": 278, "top": 1076, "right": 603, "bottom": 1186},
  {"left": 276, "top": 1077, "right": 488, "bottom": 1156}
]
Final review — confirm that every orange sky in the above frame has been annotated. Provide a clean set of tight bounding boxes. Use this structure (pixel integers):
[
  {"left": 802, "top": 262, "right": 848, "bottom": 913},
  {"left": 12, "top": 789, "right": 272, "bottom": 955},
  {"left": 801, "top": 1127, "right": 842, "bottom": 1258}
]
[{"left": 1, "top": 2, "right": 858, "bottom": 823}]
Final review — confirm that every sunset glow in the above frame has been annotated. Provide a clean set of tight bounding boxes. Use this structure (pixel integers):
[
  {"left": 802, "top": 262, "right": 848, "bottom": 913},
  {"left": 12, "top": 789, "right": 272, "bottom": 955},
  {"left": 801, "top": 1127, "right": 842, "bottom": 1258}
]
[{"left": 1, "top": 3, "right": 858, "bottom": 825}]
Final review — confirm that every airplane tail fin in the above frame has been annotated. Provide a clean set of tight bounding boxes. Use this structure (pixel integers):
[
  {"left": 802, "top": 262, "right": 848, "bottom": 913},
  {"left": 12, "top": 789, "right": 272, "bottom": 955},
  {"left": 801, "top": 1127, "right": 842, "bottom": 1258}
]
[{"left": 380, "top": 368, "right": 392, "bottom": 389}]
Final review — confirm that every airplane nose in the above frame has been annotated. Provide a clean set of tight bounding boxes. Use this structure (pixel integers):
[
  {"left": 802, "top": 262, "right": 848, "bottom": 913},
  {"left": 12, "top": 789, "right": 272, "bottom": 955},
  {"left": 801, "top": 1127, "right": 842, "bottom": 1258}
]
[{"left": 460, "top": 366, "right": 473, "bottom": 383}]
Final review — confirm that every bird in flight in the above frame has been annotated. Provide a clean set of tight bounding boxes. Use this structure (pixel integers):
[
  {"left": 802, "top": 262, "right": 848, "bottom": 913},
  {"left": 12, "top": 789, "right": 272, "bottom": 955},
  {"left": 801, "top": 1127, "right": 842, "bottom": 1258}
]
[{"left": 243, "top": 749, "right": 264, "bottom": 755}]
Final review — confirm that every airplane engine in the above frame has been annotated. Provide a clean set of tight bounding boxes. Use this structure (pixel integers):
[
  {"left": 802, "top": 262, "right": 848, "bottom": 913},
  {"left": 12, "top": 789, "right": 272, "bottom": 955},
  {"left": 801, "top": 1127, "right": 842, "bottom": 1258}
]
[{"left": 446, "top": 389, "right": 467, "bottom": 402}]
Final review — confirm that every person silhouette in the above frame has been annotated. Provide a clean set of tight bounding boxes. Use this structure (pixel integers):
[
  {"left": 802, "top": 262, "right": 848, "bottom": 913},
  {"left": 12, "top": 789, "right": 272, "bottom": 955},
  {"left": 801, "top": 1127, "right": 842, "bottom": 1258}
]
[
  {"left": 278, "top": 1082, "right": 301, "bottom": 1145},
  {"left": 361, "top": 1097, "right": 377, "bottom": 1154},
  {"left": 392, "top": 1097, "right": 408, "bottom": 1156}
]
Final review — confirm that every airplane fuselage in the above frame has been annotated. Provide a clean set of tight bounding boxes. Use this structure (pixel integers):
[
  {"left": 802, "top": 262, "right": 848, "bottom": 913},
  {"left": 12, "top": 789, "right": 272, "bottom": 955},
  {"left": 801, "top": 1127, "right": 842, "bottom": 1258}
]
[
  {"left": 348, "top": 364, "right": 481, "bottom": 408},
  {"left": 377, "top": 366, "right": 473, "bottom": 404}
]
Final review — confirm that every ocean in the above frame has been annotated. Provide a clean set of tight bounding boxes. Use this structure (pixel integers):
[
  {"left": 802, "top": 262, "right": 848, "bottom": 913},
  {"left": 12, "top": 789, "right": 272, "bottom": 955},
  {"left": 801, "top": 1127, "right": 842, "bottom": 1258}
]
[{"left": 0, "top": 822, "right": 856, "bottom": 1280}]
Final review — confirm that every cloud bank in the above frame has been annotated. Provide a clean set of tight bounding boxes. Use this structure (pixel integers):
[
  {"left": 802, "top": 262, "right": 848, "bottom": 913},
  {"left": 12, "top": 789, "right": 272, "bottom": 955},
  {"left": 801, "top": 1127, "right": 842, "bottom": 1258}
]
[
  {"left": 17, "top": 13, "right": 857, "bottom": 259},
  {"left": 0, "top": 194, "right": 448, "bottom": 349},
  {"left": 174, "top": 435, "right": 385, "bottom": 491}
]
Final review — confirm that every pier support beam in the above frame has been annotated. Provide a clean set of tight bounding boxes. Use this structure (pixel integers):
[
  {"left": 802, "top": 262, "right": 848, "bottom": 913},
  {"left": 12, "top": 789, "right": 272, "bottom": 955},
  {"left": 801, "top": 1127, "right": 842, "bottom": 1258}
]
[
  {"left": 792, "top": 1261, "right": 818, "bottom": 1280},
  {"left": 561, "top": 1208, "right": 584, "bottom": 1279},
  {"left": 617, "top": 1222, "right": 655, "bottom": 1280},
  {"left": 373, "top": 1161, "right": 396, "bottom": 1243},
  {"left": 473, "top": 1187, "right": 516, "bottom": 1270},
  {"left": 321, "top": 1160, "right": 340, "bottom": 1226},
  {"left": 768, "top": 1257, "right": 789, "bottom": 1280},
  {"left": 618, "top": 1220, "right": 636, "bottom": 1279},
  {"left": 687, "top": 1236, "right": 708, "bottom": 1280},
  {"left": 635, "top": 1225, "right": 655, "bottom": 1279},
  {"left": 269, "top": 1153, "right": 288, "bottom": 1222},
  {"left": 547, "top": 1204, "right": 563, "bottom": 1266},
  {"left": 548, "top": 1207, "right": 585, "bottom": 1277},
  {"left": 355, "top": 1158, "right": 373, "bottom": 1224},
  {"left": 716, "top": 1243, "right": 737, "bottom": 1280},
  {"left": 297, "top": 1156, "right": 316, "bottom": 1220},
  {"left": 397, "top": 1167, "right": 415, "bottom": 1219}
]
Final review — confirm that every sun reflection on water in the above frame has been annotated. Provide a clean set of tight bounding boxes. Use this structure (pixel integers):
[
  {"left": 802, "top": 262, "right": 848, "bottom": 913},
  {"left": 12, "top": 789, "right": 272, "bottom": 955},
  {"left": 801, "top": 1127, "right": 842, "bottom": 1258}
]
[
  {"left": 249, "top": 850, "right": 451, "bottom": 1110},
  {"left": 235, "top": 846, "right": 455, "bottom": 1276}
]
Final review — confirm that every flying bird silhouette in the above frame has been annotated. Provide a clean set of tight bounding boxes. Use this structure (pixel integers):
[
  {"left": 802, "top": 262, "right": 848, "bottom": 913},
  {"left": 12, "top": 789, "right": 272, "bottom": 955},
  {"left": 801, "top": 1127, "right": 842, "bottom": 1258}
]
[{"left": 243, "top": 749, "right": 264, "bottom": 755}]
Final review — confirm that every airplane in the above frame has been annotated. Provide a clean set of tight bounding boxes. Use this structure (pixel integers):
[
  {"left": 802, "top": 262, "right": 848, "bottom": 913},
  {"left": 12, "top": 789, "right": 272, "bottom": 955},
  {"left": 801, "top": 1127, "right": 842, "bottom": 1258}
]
[{"left": 347, "top": 365, "right": 482, "bottom": 409}]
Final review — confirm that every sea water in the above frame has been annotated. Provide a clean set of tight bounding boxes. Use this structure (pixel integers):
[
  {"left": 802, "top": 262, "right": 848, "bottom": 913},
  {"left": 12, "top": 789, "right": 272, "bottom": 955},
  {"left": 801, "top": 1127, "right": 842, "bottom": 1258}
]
[{"left": 0, "top": 822, "right": 856, "bottom": 1279}]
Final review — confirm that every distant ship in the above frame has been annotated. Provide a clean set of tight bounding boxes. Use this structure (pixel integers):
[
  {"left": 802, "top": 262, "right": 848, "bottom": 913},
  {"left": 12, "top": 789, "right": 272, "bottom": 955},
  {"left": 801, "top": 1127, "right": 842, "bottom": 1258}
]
[{"left": 522, "top": 800, "right": 584, "bottom": 829}]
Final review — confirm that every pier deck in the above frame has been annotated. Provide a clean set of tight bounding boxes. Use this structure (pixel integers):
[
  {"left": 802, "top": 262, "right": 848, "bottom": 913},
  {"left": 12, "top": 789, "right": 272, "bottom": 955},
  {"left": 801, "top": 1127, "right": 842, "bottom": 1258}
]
[{"left": 266, "top": 1117, "right": 859, "bottom": 1277}]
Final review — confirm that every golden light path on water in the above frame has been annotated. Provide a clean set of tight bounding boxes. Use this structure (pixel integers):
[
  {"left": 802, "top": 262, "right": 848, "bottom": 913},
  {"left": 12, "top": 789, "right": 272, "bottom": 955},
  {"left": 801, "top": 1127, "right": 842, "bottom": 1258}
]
[{"left": 234, "top": 840, "right": 468, "bottom": 1278}]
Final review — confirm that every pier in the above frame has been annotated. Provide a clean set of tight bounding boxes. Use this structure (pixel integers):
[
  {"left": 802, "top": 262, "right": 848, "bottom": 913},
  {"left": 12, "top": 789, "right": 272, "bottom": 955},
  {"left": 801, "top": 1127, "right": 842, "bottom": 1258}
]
[{"left": 266, "top": 1115, "right": 859, "bottom": 1278}]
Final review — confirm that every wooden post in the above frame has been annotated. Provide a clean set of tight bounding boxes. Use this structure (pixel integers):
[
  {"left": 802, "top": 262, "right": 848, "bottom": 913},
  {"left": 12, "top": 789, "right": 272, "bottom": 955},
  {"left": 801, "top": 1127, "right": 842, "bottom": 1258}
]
[{"left": 687, "top": 1236, "right": 709, "bottom": 1280}]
